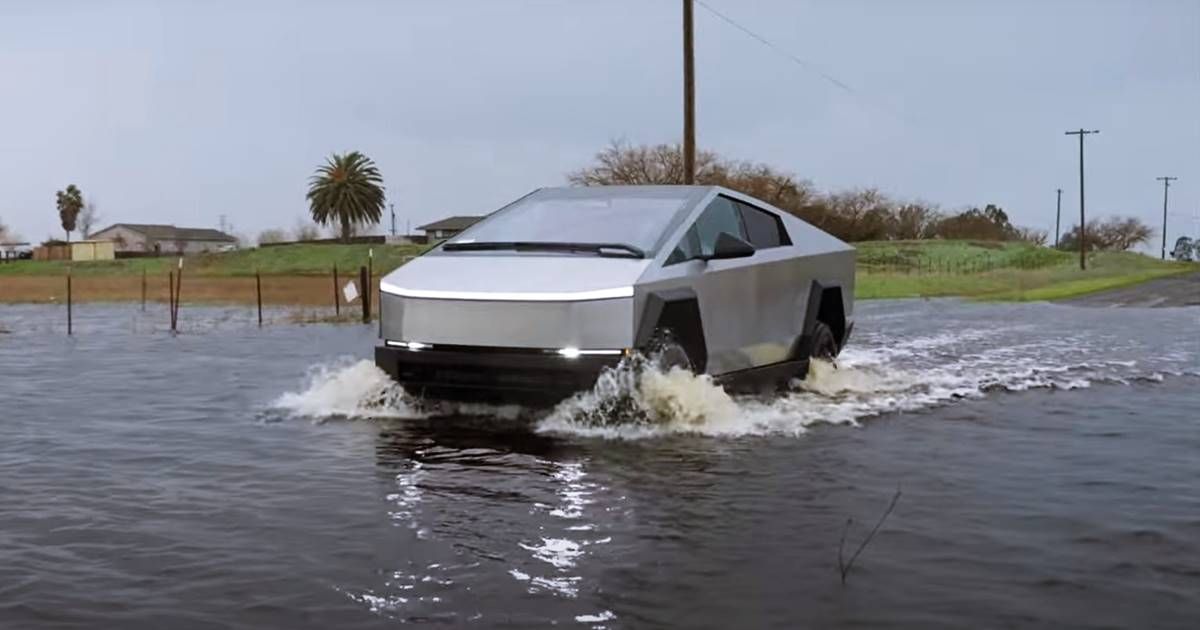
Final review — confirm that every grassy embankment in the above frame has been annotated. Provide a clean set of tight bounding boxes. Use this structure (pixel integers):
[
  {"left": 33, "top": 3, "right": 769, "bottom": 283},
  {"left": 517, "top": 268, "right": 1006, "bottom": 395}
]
[
  {"left": 0, "top": 241, "right": 1192, "bottom": 304},
  {"left": 855, "top": 240, "right": 1194, "bottom": 300},
  {"left": 0, "top": 244, "right": 426, "bottom": 305},
  {"left": 0, "top": 244, "right": 425, "bottom": 277}
]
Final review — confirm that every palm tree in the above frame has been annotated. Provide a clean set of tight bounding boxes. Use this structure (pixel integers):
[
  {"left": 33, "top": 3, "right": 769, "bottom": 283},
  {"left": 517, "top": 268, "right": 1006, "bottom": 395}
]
[
  {"left": 56, "top": 184, "right": 84, "bottom": 242},
  {"left": 306, "top": 152, "right": 385, "bottom": 242}
]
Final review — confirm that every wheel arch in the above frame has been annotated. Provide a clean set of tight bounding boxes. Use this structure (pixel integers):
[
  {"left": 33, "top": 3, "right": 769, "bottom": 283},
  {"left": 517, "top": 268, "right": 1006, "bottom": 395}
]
[
  {"left": 792, "top": 281, "right": 850, "bottom": 359},
  {"left": 635, "top": 288, "right": 708, "bottom": 373}
]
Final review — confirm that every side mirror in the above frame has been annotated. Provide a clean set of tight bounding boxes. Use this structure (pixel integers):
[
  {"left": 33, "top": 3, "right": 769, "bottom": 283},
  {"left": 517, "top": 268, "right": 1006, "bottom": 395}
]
[{"left": 700, "top": 232, "right": 756, "bottom": 261}]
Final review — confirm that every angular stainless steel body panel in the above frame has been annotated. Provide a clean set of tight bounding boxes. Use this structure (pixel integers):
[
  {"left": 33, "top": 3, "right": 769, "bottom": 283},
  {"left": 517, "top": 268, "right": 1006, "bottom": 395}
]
[
  {"left": 382, "top": 255, "right": 650, "bottom": 297},
  {"left": 378, "top": 185, "right": 856, "bottom": 386},
  {"left": 630, "top": 187, "right": 855, "bottom": 375},
  {"left": 380, "top": 293, "right": 634, "bottom": 349},
  {"left": 633, "top": 249, "right": 853, "bottom": 374}
]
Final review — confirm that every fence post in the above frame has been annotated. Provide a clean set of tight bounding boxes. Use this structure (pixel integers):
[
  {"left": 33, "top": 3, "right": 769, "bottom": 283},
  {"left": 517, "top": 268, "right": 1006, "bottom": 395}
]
[
  {"left": 360, "top": 265, "right": 370, "bottom": 324},
  {"left": 174, "top": 258, "right": 183, "bottom": 332},
  {"left": 141, "top": 268, "right": 147, "bottom": 312},
  {"left": 256, "top": 270, "right": 263, "bottom": 327},
  {"left": 67, "top": 270, "right": 73, "bottom": 336},
  {"left": 168, "top": 271, "right": 175, "bottom": 332},
  {"left": 333, "top": 264, "right": 340, "bottom": 316}
]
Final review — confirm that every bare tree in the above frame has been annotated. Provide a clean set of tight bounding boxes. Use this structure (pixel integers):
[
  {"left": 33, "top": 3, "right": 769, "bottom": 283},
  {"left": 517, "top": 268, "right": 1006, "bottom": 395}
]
[
  {"left": 823, "top": 188, "right": 895, "bottom": 241},
  {"left": 78, "top": 200, "right": 101, "bottom": 238},
  {"left": 1058, "top": 216, "right": 1153, "bottom": 252},
  {"left": 293, "top": 218, "right": 321, "bottom": 242},
  {"left": 568, "top": 139, "right": 722, "bottom": 186},
  {"left": 892, "top": 202, "right": 942, "bottom": 240},
  {"left": 1014, "top": 227, "right": 1049, "bottom": 246},
  {"left": 257, "top": 228, "right": 288, "bottom": 245},
  {"left": 569, "top": 139, "right": 823, "bottom": 217},
  {"left": 1101, "top": 217, "right": 1154, "bottom": 251},
  {"left": 568, "top": 141, "right": 1049, "bottom": 244}
]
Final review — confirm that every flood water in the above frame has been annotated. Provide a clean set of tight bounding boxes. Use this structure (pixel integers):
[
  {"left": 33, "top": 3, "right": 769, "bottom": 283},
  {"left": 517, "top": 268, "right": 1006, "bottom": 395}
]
[{"left": 1, "top": 300, "right": 1198, "bottom": 629}]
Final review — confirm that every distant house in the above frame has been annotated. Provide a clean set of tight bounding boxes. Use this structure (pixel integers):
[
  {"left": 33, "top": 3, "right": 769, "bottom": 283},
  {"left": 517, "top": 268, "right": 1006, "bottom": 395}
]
[
  {"left": 89, "top": 223, "right": 237, "bottom": 255},
  {"left": 417, "top": 216, "right": 484, "bottom": 241}
]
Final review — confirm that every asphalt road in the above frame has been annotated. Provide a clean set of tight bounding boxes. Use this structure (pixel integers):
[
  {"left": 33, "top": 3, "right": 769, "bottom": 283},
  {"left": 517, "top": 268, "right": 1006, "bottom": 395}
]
[{"left": 1063, "top": 271, "right": 1200, "bottom": 308}]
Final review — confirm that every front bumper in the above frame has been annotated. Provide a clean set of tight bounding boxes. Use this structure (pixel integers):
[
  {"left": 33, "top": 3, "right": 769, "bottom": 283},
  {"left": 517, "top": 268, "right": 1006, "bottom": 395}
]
[{"left": 375, "top": 345, "right": 623, "bottom": 406}]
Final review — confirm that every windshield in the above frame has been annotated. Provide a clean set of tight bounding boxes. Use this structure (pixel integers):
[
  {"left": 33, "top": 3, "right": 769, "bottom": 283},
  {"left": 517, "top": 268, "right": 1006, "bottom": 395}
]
[{"left": 448, "top": 193, "right": 690, "bottom": 255}]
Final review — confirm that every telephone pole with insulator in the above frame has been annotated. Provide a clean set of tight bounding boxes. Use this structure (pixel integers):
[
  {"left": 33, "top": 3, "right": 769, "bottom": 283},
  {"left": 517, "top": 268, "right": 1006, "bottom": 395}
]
[
  {"left": 1055, "top": 188, "right": 1062, "bottom": 248},
  {"left": 682, "top": 0, "right": 696, "bottom": 185},
  {"left": 1156, "top": 176, "right": 1178, "bottom": 260},
  {"left": 1065, "top": 128, "right": 1099, "bottom": 270}
]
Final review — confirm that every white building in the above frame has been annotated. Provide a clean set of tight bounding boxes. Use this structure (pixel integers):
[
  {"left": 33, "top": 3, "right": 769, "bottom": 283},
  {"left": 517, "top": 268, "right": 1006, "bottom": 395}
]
[
  {"left": 416, "top": 216, "right": 484, "bottom": 241},
  {"left": 89, "top": 223, "right": 237, "bottom": 255}
]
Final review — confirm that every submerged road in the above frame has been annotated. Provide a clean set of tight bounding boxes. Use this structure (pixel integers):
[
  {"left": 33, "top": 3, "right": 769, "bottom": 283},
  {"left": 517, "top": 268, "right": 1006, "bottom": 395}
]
[
  {"left": 1062, "top": 270, "right": 1200, "bottom": 308},
  {"left": 2, "top": 301, "right": 1199, "bottom": 627}
]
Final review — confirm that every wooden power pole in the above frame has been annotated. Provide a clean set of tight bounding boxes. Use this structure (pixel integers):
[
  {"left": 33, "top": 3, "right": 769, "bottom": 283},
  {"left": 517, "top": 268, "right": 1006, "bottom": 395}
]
[
  {"left": 1055, "top": 188, "right": 1062, "bottom": 248},
  {"left": 1156, "top": 176, "right": 1178, "bottom": 259},
  {"left": 1065, "top": 128, "right": 1099, "bottom": 270},
  {"left": 682, "top": 0, "right": 696, "bottom": 185}
]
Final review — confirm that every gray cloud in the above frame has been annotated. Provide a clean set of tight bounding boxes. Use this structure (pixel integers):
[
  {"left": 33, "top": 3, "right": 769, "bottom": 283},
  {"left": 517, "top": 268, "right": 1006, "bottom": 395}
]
[{"left": 1, "top": 0, "right": 1196, "bottom": 246}]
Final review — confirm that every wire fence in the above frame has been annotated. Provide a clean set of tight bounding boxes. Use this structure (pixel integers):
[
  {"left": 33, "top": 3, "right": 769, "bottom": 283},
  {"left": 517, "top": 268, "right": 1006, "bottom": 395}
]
[
  {"left": 2, "top": 256, "right": 422, "bottom": 336},
  {"left": 857, "top": 251, "right": 1067, "bottom": 275}
]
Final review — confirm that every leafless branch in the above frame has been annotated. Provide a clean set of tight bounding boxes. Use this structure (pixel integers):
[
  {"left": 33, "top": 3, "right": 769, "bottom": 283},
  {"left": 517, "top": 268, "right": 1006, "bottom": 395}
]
[{"left": 838, "top": 486, "right": 902, "bottom": 585}]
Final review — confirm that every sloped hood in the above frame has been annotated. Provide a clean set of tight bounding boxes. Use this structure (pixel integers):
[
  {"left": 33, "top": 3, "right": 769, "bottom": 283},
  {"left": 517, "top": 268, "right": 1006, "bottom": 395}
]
[{"left": 380, "top": 254, "right": 651, "bottom": 301}]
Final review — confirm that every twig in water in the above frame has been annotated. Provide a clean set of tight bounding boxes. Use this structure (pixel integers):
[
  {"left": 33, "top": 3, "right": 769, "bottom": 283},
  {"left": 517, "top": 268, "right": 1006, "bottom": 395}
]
[{"left": 838, "top": 486, "right": 902, "bottom": 585}]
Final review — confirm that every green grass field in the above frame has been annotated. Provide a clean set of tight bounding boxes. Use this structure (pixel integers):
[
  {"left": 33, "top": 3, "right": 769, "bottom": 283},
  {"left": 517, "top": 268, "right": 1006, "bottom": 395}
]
[
  {"left": 1, "top": 240, "right": 1193, "bottom": 302},
  {"left": 0, "top": 243, "right": 429, "bottom": 277},
  {"left": 854, "top": 241, "right": 1194, "bottom": 300}
]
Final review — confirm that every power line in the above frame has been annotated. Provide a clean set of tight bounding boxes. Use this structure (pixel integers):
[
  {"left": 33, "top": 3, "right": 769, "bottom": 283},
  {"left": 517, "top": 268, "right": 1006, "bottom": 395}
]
[{"left": 693, "top": 0, "right": 857, "bottom": 95}]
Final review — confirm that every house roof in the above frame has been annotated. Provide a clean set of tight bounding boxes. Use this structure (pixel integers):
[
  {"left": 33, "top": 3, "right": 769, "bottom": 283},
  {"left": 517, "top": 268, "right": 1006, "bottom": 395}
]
[
  {"left": 91, "top": 223, "right": 237, "bottom": 242},
  {"left": 417, "top": 216, "right": 484, "bottom": 232}
]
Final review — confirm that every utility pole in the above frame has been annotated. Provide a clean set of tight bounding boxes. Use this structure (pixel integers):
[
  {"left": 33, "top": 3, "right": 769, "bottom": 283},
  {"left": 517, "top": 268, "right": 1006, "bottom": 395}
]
[
  {"left": 1054, "top": 188, "right": 1062, "bottom": 248},
  {"left": 1064, "top": 128, "right": 1099, "bottom": 270},
  {"left": 1156, "top": 176, "right": 1177, "bottom": 259},
  {"left": 682, "top": 0, "right": 696, "bottom": 185},
  {"left": 390, "top": 203, "right": 396, "bottom": 238}
]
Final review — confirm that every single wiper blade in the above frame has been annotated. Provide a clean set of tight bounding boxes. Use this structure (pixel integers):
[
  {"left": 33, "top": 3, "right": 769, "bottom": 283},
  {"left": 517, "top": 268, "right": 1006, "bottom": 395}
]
[{"left": 442, "top": 241, "right": 645, "bottom": 259}]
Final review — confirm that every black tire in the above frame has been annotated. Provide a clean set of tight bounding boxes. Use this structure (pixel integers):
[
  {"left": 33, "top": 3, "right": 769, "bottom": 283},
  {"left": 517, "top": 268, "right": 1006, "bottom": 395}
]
[
  {"left": 809, "top": 321, "right": 838, "bottom": 361},
  {"left": 645, "top": 329, "right": 694, "bottom": 372}
]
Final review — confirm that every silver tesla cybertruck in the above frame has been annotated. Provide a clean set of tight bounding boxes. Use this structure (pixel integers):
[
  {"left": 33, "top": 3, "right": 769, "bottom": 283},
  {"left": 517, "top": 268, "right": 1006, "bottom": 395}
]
[{"left": 375, "top": 185, "right": 855, "bottom": 405}]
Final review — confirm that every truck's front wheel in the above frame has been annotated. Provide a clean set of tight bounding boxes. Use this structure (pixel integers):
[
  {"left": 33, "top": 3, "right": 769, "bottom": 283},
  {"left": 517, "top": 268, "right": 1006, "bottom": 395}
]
[
  {"left": 809, "top": 321, "right": 838, "bottom": 361},
  {"left": 646, "top": 329, "right": 695, "bottom": 372}
]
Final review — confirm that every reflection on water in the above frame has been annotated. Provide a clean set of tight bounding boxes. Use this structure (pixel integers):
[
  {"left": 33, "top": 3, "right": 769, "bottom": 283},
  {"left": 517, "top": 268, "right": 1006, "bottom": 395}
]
[{"left": 1, "top": 300, "right": 1198, "bottom": 628}]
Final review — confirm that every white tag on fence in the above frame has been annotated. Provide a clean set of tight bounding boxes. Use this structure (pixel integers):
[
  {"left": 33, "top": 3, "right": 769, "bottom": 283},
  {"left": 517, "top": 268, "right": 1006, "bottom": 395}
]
[{"left": 342, "top": 280, "right": 360, "bottom": 304}]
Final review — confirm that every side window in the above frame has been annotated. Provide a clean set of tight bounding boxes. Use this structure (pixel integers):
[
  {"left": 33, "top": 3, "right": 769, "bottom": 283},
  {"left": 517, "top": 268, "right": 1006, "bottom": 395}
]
[
  {"left": 736, "top": 201, "right": 791, "bottom": 249},
  {"left": 666, "top": 197, "right": 747, "bottom": 264}
]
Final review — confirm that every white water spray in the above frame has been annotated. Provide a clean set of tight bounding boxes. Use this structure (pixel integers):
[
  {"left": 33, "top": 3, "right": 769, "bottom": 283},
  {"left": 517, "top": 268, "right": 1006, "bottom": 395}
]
[
  {"left": 273, "top": 359, "right": 421, "bottom": 419},
  {"left": 273, "top": 308, "right": 1198, "bottom": 436}
]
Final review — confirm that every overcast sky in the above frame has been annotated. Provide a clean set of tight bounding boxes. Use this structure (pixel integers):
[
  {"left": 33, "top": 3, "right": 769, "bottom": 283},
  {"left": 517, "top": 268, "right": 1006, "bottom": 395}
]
[{"left": 1, "top": 0, "right": 1197, "bottom": 248}]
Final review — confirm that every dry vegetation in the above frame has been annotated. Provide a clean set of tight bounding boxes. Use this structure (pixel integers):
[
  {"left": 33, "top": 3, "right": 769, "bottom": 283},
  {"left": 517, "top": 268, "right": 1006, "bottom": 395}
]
[{"left": 570, "top": 140, "right": 1153, "bottom": 249}]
